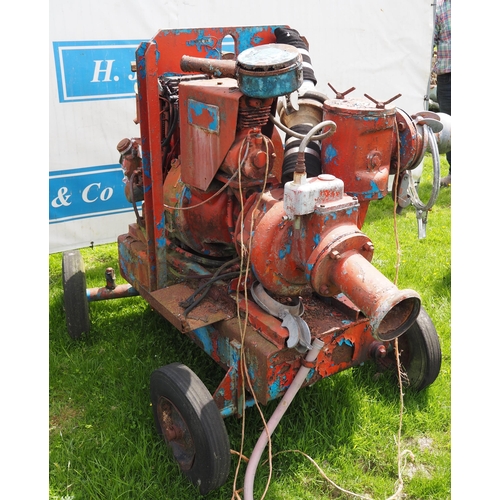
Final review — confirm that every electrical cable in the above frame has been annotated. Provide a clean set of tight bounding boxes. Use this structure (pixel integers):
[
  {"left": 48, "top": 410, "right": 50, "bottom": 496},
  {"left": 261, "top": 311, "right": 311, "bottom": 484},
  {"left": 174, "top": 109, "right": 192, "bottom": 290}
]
[
  {"left": 164, "top": 168, "right": 241, "bottom": 211},
  {"left": 269, "top": 113, "right": 335, "bottom": 142},
  {"left": 129, "top": 170, "right": 145, "bottom": 227},
  {"left": 180, "top": 256, "right": 241, "bottom": 315},
  {"left": 181, "top": 271, "right": 241, "bottom": 317}
]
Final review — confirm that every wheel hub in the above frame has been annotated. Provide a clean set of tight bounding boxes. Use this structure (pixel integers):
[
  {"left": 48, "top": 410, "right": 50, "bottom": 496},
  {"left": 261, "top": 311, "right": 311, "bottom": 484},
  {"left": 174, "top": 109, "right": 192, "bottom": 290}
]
[{"left": 157, "top": 396, "right": 195, "bottom": 470}]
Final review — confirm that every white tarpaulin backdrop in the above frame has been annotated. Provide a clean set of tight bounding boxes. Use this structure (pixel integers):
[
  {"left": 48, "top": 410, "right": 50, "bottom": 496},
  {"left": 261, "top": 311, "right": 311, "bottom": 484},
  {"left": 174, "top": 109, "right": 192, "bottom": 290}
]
[{"left": 49, "top": 0, "right": 435, "bottom": 254}]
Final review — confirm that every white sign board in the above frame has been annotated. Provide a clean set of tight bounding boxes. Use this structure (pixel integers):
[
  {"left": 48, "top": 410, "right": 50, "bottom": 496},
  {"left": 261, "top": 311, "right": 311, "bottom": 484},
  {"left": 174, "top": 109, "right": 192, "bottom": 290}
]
[{"left": 49, "top": 0, "right": 435, "bottom": 254}]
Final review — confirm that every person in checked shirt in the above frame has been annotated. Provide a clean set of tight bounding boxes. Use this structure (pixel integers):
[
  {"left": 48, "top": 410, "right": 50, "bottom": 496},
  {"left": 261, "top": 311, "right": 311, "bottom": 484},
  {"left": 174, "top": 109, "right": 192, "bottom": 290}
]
[{"left": 434, "top": 0, "right": 451, "bottom": 187}]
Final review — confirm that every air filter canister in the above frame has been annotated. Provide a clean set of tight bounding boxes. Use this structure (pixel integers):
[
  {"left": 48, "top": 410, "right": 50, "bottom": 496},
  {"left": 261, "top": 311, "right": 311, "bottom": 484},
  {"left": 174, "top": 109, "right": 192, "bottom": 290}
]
[{"left": 236, "top": 43, "right": 303, "bottom": 98}]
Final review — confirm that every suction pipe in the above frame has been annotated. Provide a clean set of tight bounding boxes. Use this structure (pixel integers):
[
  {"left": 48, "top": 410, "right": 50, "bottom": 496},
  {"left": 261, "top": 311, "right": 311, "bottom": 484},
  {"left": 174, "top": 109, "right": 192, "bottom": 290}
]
[{"left": 243, "top": 338, "right": 325, "bottom": 500}]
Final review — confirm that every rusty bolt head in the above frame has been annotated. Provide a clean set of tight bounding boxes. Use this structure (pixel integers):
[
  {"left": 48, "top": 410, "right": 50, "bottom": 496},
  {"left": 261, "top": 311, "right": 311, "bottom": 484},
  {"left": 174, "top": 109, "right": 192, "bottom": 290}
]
[
  {"left": 165, "top": 425, "right": 183, "bottom": 441},
  {"left": 363, "top": 242, "right": 374, "bottom": 252},
  {"left": 367, "top": 151, "right": 382, "bottom": 169},
  {"left": 370, "top": 342, "right": 387, "bottom": 359},
  {"left": 329, "top": 249, "right": 341, "bottom": 260}
]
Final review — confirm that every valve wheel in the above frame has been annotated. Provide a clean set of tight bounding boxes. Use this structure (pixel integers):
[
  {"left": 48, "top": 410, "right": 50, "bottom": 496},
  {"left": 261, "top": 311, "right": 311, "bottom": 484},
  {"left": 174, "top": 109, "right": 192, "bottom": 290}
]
[
  {"left": 150, "top": 363, "right": 231, "bottom": 495},
  {"left": 379, "top": 307, "right": 442, "bottom": 391},
  {"left": 62, "top": 250, "right": 90, "bottom": 340}
]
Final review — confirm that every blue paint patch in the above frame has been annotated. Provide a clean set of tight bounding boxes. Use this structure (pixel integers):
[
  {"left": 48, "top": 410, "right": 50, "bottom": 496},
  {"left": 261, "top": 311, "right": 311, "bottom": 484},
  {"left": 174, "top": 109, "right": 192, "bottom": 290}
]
[
  {"left": 313, "top": 233, "right": 321, "bottom": 246},
  {"left": 184, "top": 29, "right": 224, "bottom": 58},
  {"left": 305, "top": 263, "right": 314, "bottom": 281},
  {"left": 323, "top": 144, "right": 338, "bottom": 165},
  {"left": 362, "top": 180, "right": 383, "bottom": 200},
  {"left": 183, "top": 187, "right": 192, "bottom": 202},
  {"left": 338, "top": 338, "right": 353, "bottom": 347},
  {"left": 279, "top": 243, "right": 291, "bottom": 259},
  {"left": 247, "top": 364, "right": 255, "bottom": 382},
  {"left": 136, "top": 42, "right": 147, "bottom": 80},
  {"left": 187, "top": 100, "right": 219, "bottom": 133},
  {"left": 193, "top": 327, "right": 214, "bottom": 356},
  {"left": 142, "top": 151, "right": 151, "bottom": 173},
  {"left": 220, "top": 405, "right": 235, "bottom": 418},
  {"left": 234, "top": 26, "right": 285, "bottom": 52},
  {"left": 268, "top": 376, "right": 282, "bottom": 399}
]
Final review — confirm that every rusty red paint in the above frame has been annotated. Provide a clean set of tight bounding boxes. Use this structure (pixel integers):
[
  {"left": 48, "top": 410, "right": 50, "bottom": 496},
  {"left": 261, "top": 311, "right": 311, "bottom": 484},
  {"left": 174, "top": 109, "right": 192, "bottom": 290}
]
[
  {"left": 321, "top": 98, "right": 396, "bottom": 219},
  {"left": 114, "top": 25, "right": 433, "bottom": 426},
  {"left": 238, "top": 297, "right": 289, "bottom": 349}
]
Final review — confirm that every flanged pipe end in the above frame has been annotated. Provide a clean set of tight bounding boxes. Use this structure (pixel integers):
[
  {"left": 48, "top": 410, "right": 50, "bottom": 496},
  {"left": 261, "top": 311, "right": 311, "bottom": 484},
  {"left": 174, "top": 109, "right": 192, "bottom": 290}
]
[{"left": 371, "top": 292, "right": 421, "bottom": 342}]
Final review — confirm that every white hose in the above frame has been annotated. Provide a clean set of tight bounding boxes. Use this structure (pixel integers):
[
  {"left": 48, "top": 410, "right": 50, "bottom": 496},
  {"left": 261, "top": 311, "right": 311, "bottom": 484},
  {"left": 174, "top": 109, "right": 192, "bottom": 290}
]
[{"left": 243, "top": 338, "right": 325, "bottom": 500}]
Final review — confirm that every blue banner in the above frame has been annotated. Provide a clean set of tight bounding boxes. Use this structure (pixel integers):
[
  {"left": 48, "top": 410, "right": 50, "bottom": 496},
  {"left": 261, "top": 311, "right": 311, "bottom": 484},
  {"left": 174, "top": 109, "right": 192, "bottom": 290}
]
[
  {"left": 49, "top": 165, "right": 136, "bottom": 223},
  {"left": 52, "top": 40, "right": 143, "bottom": 103}
]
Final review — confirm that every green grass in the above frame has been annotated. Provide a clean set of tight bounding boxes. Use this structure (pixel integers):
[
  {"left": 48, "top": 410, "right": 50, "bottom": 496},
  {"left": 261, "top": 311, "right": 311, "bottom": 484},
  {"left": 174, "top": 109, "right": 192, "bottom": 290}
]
[{"left": 49, "top": 154, "right": 451, "bottom": 500}]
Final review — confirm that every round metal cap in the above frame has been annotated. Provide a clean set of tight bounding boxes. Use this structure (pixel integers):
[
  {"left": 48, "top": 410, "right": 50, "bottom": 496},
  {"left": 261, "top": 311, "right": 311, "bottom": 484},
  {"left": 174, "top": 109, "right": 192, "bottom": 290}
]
[{"left": 237, "top": 43, "right": 301, "bottom": 71}]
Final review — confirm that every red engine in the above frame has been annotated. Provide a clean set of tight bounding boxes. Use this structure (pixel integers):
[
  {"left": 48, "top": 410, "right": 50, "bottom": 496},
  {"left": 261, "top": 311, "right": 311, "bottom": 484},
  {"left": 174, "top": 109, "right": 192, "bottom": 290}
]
[
  {"left": 115, "top": 24, "right": 449, "bottom": 373},
  {"left": 109, "top": 25, "right": 450, "bottom": 495}
]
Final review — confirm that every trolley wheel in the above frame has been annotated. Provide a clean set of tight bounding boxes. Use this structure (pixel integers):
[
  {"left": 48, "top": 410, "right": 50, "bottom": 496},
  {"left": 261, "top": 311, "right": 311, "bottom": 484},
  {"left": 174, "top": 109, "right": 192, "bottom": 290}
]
[
  {"left": 150, "top": 363, "right": 231, "bottom": 495},
  {"left": 62, "top": 250, "right": 90, "bottom": 340},
  {"left": 382, "top": 307, "right": 442, "bottom": 391}
]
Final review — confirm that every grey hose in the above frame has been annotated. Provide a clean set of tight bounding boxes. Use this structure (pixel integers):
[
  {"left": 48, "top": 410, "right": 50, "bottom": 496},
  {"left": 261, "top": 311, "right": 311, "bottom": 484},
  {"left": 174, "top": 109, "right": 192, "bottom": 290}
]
[
  {"left": 269, "top": 114, "right": 336, "bottom": 142},
  {"left": 407, "top": 124, "right": 440, "bottom": 211}
]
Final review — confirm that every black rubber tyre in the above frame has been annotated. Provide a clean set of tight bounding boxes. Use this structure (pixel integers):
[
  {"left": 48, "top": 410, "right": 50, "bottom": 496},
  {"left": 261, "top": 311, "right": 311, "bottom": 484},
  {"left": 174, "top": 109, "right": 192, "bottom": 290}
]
[
  {"left": 150, "top": 363, "right": 231, "bottom": 495},
  {"left": 383, "top": 307, "right": 442, "bottom": 391},
  {"left": 62, "top": 250, "right": 90, "bottom": 340}
]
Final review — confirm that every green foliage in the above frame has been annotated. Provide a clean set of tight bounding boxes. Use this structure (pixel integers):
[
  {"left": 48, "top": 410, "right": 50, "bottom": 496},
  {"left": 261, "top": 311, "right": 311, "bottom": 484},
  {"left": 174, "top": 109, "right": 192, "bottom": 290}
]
[{"left": 49, "top": 154, "right": 451, "bottom": 499}]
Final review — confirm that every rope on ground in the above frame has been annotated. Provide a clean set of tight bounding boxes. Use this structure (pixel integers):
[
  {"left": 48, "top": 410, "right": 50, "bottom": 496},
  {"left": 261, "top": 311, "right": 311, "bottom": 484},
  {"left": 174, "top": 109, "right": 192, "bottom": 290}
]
[{"left": 385, "top": 124, "right": 413, "bottom": 500}]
